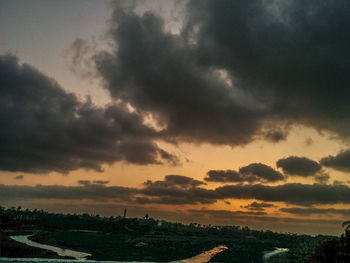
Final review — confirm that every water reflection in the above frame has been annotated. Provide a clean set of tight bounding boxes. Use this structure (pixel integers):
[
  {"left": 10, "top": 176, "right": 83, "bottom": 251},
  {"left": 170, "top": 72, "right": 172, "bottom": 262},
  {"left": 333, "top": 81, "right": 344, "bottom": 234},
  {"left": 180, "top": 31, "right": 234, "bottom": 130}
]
[
  {"left": 181, "top": 245, "right": 228, "bottom": 263},
  {"left": 10, "top": 235, "right": 91, "bottom": 260},
  {"left": 9, "top": 235, "right": 227, "bottom": 263},
  {"left": 263, "top": 247, "right": 289, "bottom": 261}
]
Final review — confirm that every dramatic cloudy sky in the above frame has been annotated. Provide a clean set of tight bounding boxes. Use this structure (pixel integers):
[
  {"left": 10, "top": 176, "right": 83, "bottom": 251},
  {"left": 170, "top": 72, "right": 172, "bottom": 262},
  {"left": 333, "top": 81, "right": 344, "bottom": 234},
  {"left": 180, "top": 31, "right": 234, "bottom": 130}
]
[{"left": 2, "top": 0, "right": 350, "bottom": 235}]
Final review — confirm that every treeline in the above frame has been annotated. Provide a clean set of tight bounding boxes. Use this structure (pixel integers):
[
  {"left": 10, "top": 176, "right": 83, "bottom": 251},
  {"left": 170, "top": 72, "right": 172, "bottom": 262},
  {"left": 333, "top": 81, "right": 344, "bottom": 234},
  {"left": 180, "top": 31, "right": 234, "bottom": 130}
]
[
  {"left": 305, "top": 222, "right": 350, "bottom": 262},
  {"left": 0, "top": 205, "right": 314, "bottom": 240}
]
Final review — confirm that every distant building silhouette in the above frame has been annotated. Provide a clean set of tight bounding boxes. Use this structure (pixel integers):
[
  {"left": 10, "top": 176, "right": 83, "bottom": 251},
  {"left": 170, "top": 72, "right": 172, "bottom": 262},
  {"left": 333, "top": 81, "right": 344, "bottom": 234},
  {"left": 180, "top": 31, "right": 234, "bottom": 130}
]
[{"left": 123, "top": 208, "right": 127, "bottom": 218}]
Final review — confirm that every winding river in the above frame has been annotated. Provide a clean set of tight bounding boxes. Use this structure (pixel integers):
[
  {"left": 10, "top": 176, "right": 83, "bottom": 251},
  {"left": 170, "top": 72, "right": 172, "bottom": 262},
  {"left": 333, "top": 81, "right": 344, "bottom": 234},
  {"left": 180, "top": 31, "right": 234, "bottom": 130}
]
[
  {"left": 6, "top": 235, "right": 227, "bottom": 263},
  {"left": 10, "top": 235, "right": 91, "bottom": 260},
  {"left": 263, "top": 247, "right": 289, "bottom": 261}
]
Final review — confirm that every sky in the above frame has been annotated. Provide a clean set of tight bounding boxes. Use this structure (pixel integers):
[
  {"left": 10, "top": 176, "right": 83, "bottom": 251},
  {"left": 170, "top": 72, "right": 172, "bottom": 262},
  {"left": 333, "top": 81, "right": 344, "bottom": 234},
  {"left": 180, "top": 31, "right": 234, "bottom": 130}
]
[{"left": 2, "top": 0, "right": 350, "bottom": 235}]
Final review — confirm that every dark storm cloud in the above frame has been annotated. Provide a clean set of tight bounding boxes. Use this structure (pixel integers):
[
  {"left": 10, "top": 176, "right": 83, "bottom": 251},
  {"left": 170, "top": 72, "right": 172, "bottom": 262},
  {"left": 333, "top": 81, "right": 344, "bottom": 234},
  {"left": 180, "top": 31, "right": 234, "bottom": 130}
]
[
  {"left": 320, "top": 149, "right": 350, "bottom": 172},
  {"left": 93, "top": 6, "right": 264, "bottom": 146},
  {"left": 90, "top": 0, "right": 350, "bottom": 146},
  {"left": 276, "top": 156, "right": 322, "bottom": 177},
  {"left": 0, "top": 174, "right": 216, "bottom": 205},
  {"left": 135, "top": 196, "right": 213, "bottom": 205},
  {"left": 186, "top": 0, "right": 350, "bottom": 139},
  {"left": 242, "top": 201, "right": 275, "bottom": 211},
  {"left": 205, "top": 170, "right": 242, "bottom": 183},
  {"left": 77, "top": 180, "right": 109, "bottom": 185},
  {"left": 158, "top": 149, "right": 181, "bottom": 166},
  {"left": 263, "top": 129, "right": 288, "bottom": 143},
  {"left": 206, "top": 163, "right": 284, "bottom": 183},
  {"left": 144, "top": 174, "right": 205, "bottom": 188},
  {"left": 141, "top": 175, "right": 216, "bottom": 204},
  {"left": 0, "top": 184, "right": 137, "bottom": 202},
  {"left": 0, "top": 54, "right": 178, "bottom": 173},
  {"left": 238, "top": 163, "right": 285, "bottom": 183},
  {"left": 93, "top": 180, "right": 110, "bottom": 185},
  {"left": 216, "top": 183, "right": 350, "bottom": 206},
  {"left": 4, "top": 177, "right": 350, "bottom": 206},
  {"left": 6, "top": 0, "right": 348, "bottom": 176},
  {"left": 78, "top": 180, "right": 91, "bottom": 186},
  {"left": 280, "top": 207, "right": 350, "bottom": 217}
]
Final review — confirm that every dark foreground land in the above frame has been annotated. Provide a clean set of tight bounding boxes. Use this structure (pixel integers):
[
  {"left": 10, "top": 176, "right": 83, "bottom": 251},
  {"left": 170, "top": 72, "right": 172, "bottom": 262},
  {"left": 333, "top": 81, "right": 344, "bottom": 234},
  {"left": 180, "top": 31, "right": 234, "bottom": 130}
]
[
  {"left": 0, "top": 230, "right": 64, "bottom": 259},
  {"left": 0, "top": 206, "right": 347, "bottom": 262}
]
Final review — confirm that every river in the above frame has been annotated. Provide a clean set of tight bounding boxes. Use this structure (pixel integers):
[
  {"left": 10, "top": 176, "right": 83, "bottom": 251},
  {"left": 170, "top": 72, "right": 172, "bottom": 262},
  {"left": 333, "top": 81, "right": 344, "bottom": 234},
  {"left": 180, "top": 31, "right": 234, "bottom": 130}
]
[
  {"left": 10, "top": 235, "right": 91, "bottom": 260},
  {"left": 263, "top": 247, "right": 289, "bottom": 261},
  {"left": 6, "top": 235, "right": 227, "bottom": 263}
]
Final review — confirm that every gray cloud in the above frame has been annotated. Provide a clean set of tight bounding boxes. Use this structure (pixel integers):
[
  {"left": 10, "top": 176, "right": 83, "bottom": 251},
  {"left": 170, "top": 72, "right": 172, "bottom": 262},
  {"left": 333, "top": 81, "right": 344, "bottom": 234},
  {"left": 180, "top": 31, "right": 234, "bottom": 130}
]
[
  {"left": 141, "top": 175, "right": 216, "bottom": 205},
  {"left": 276, "top": 156, "right": 322, "bottom": 177},
  {"left": 0, "top": 184, "right": 137, "bottom": 202},
  {"left": 93, "top": 180, "right": 110, "bottom": 185},
  {"left": 242, "top": 201, "right": 275, "bottom": 211},
  {"left": 186, "top": 0, "right": 350, "bottom": 139},
  {"left": 0, "top": 175, "right": 213, "bottom": 205},
  {"left": 238, "top": 163, "right": 285, "bottom": 183},
  {"left": 77, "top": 180, "right": 110, "bottom": 186},
  {"left": 77, "top": 180, "right": 91, "bottom": 186},
  {"left": 89, "top": 0, "right": 350, "bottom": 148},
  {"left": 93, "top": 5, "right": 264, "bottom": 146},
  {"left": 144, "top": 174, "right": 205, "bottom": 188},
  {"left": 64, "top": 38, "right": 96, "bottom": 79},
  {"left": 206, "top": 163, "right": 285, "bottom": 184},
  {"left": 216, "top": 183, "right": 350, "bottom": 206},
  {"left": 320, "top": 149, "right": 350, "bottom": 172},
  {"left": 4, "top": 175, "right": 350, "bottom": 207},
  {"left": 15, "top": 175, "right": 24, "bottom": 180},
  {"left": 263, "top": 127, "right": 289, "bottom": 143},
  {"left": 0, "top": 54, "right": 178, "bottom": 174},
  {"left": 314, "top": 172, "right": 330, "bottom": 185},
  {"left": 280, "top": 207, "right": 350, "bottom": 217},
  {"left": 5, "top": 0, "right": 350, "bottom": 175},
  {"left": 205, "top": 170, "right": 242, "bottom": 183},
  {"left": 0, "top": 174, "right": 214, "bottom": 205}
]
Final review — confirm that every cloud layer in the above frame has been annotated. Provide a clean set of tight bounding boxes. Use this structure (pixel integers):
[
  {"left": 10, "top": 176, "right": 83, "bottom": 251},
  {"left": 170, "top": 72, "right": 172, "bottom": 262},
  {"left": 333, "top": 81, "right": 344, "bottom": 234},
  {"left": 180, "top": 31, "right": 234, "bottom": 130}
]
[
  {"left": 0, "top": 55, "right": 178, "bottom": 173},
  {"left": 321, "top": 149, "right": 350, "bottom": 172},
  {"left": 276, "top": 156, "right": 322, "bottom": 177},
  {"left": 3, "top": 175, "right": 350, "bottom": 206},
  {"left": 3, "top": 1, "right": 350, "bottom": 175},
  {"left": 205, "top": 163, "right": 284, "bottom": 183},
  {"left": 90, "top": 0, "right": 350, "bottom": 149}
]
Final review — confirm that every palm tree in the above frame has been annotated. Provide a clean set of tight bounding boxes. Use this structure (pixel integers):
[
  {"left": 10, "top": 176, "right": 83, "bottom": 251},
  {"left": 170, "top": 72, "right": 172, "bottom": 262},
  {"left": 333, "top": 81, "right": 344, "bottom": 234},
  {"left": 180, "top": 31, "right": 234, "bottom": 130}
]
[{"left": 342, "top": 221, "right": 350, "bottom": 232}]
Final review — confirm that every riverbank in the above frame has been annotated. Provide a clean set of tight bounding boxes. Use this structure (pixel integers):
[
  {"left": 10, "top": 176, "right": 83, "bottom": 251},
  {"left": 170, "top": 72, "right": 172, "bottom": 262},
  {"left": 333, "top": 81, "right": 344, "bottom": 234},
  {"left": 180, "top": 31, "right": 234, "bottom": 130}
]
[
  {"left": 10, "top": 235, "right": 91, "bottom": 260},
  {"left": 1, "top": 241, "right": 227, "bottom": 263},
  {"left": 0, "top": 231, "right": 65, "bottom": 259}
]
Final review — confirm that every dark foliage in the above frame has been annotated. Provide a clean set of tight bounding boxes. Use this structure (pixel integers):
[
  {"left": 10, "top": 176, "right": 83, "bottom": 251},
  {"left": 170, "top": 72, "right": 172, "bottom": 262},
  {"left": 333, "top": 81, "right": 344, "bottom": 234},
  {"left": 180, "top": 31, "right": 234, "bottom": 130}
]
[{"left": 0, "top": 206, "right": 339, "bottom": 262}]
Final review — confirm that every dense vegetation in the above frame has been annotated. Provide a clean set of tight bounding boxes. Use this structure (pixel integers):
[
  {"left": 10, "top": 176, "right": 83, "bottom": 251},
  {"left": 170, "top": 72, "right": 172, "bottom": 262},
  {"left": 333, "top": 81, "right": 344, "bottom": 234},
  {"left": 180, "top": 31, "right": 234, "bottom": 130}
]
[
  {"left": 0, "top": 206, "right": 342, "bottom": 262},
  {"left": 303, "top": 222, "right": 350, "bottom": 262}
]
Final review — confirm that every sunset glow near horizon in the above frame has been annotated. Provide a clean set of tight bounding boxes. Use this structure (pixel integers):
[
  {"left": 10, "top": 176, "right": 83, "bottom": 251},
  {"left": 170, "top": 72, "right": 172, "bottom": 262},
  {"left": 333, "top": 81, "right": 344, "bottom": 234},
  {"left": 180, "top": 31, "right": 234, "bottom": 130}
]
[{"left": 2, "top": 0, "right": 350, "bottom": 236}]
